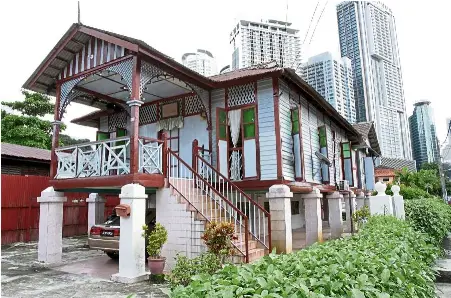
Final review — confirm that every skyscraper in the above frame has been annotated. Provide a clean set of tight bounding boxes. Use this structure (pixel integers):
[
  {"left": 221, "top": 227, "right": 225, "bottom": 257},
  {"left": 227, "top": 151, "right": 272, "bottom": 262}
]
[
  {"left": 181, "top": 49, "right": 217, "bottom": 76},
  {"left": 229, "top": 19, "right": 301, "bottom": 72},
  {"left": 409, "top": 101, "right": 439, "bottom": 168},
  {"left": 336, "top": 1, "right": 411, "bottom": 159},
  {"left": 302, "top": 52, "right": 356, "bottom": 123}
]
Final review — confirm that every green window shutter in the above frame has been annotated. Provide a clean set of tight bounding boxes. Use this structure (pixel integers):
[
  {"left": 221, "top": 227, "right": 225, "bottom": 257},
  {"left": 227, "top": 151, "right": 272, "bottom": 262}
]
[
  {"left": 116, "top": 128, "right": 127, "bottom": 137},
  {"left": 96, "top": 132, "right": 110, "bottom": 141},
  {"left": 342, "top": 142, "right": 351, "bottom": 158},
  {"left": 319, "top": 126, "right": 327, "bottom": 147},
  {"left": 219, "top": 126, "right": 227, "bottom": 139},
  {"left": 244, "top": 124, "right": 255, "bottom": 138},
  {"left": 219, "top": 110, "right": 227, "bottom": 124},
  {"left": 291, "top": 109, "right": 299, "bottom": 134},
  {"left": 243, "top": 108, "right": 255, "bottom": 123}
]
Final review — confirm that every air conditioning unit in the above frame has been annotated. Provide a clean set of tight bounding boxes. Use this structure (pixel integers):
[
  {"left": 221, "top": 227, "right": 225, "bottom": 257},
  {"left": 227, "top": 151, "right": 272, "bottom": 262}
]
[{"left": 338, "top": 180, "right": 349, "bottom": 191}]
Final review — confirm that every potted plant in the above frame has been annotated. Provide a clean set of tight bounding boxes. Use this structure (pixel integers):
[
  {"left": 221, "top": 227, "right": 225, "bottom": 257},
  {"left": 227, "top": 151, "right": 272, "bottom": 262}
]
[{"left": 142, "top": 223, "right": 168, "bottom": 274}]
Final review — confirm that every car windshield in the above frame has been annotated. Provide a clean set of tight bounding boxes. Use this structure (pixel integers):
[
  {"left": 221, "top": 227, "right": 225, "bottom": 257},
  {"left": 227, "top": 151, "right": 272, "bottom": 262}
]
[{"left": 105, "top": 215, "right": 120, "bottom": 226}]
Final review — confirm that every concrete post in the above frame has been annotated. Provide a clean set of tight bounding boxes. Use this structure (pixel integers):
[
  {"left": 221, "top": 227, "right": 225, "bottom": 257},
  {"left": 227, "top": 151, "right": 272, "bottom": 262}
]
[
  {"left": 37, "top": 187, "right": 67, "bottom": 263},
  {"left": 111, "top": 184, "right": 148, "bottom": 283},
  {"left": 391, "top": 185, "right": 405, "bottom": 219},
  {"left": 367, "top": 182, "right": 393, "bottom": 216},
  {"left": 266, "top": 185, "right": 293, "bottom": 254},
  {"left": 326, "top": 192, "right": 343, "bottom": 239},
  {"left": 86, "top": 193, "right": 105, "bottom": 234},
  {"left": 301, "top": 188, "right": 323, "bottom": 246},
  {"left": 343, "top": 191, "right": 356, "bottom": 232},
  {"left": 356, "top": 192, "right": 365, "bottom": 210}
]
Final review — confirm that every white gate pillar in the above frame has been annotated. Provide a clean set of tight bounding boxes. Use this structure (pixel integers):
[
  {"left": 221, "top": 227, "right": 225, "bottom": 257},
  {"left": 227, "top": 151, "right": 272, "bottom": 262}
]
[
  {"left": 266, "top": 185, "right": 293, "bottom": 254},
  {"left": 391, "top": 185, "right": 405, "bottom": 219},
  {"left": 86, "top": 193, "right": 105, "bottom": 234},
  {"left": 38, "top": 187, "right": 67, "bottom": 263},
  {"left": 367, "top": 182, "right": 393, "bottom": 215},
  {"left": 111, "top": 184, "right": 148, "bottom": 283}
]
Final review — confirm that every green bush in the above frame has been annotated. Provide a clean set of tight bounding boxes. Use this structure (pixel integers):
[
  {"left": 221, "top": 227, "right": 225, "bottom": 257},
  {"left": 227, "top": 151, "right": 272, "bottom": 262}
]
[
  {"left": 400, "top": 185, "right": 433, "bottom": 200},
  {"left": 171, "top": 216, "right": 439, "bottom": 298},
  {"left": 167, "top": 252, "right": 221, "bottom": 288},
  {"left": 405, "top": 198, "right": 451, "bottom": 245}
]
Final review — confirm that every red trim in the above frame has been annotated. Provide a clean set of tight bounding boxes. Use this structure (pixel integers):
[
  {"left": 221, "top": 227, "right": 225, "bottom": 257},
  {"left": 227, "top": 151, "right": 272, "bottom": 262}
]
[
  {"left": 272, "top": 77, "right": 282, "bottom": 180},
  {"left": 57, "top": 55, "right": 133, "bottom": 84},
  {"left": 298, "top": 104, "right": 306, "bottom": 180},
  {"left": 29, "top": 26, "right": 79, "bottom": 88},
  {"left": 79, "top": 26, "right": 139, "bottom": 53},
  {"left": 208, "top": 91, "right": 213, "bottom": 150},
  {"left": 50, "top": 173, "right": 164, "bottom": 190}
]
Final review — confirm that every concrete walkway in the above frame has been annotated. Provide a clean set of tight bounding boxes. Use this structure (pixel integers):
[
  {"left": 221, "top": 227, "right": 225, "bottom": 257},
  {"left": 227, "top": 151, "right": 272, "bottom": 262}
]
[{"left": 1, "top": 237, "right": 168, "bottom": 298}]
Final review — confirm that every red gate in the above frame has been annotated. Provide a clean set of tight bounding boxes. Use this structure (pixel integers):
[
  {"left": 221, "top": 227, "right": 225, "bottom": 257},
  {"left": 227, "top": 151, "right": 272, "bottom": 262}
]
[{"left": 1, "top": 174, "right": 119, "bottom": 245}]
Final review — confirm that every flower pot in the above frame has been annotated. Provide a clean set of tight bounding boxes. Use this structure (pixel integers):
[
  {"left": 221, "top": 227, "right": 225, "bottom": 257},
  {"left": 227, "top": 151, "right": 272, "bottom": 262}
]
[{"left": 147, "top": 257, "right": 166, "bottom": 274}]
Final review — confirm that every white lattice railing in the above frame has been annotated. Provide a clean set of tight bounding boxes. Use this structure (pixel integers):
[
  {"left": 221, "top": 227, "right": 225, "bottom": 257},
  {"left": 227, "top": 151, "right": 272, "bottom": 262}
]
[
  {"left": 139, "top": 137, "right": 163, "bottom": 174},
  {"left": 55, "top": 137, "right": 131, "bottom": 179}
]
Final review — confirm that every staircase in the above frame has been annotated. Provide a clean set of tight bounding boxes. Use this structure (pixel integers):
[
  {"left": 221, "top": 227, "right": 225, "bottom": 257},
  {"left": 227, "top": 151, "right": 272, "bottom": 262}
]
[{"left": 166, "top": 148, "right": 270, "bottom": 263}]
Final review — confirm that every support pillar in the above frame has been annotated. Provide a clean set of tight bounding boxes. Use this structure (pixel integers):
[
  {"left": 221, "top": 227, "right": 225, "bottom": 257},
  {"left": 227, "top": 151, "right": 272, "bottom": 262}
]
[
  {"left": 344, "top": 191, "right": 356, "bottom": 233},
  {"left": 391, "top": 185, "right": 405, "bottom": 219},
  {"left": 367, "top": 182, "right": 393, "bottom": 216},
  {"left": 111, "top": 184, "right": 148, "bottom": 283},
  {"left": 356, "top": 192, "right": 365, "bottom": 210},
  {"left": 326, "top": 192, "right": 343, "bottom": 239},
  {"left": 38, "top": 187, "right": 67, "bottom": 263},
  {"left": 86, "top": 193, "right": 105, "bottom": 234},
  {"left": 266, "top": 185, "right": 293, "bottom": 254},
  {"left": 301, "top": 188, "right": 323, "bottom": 246}
]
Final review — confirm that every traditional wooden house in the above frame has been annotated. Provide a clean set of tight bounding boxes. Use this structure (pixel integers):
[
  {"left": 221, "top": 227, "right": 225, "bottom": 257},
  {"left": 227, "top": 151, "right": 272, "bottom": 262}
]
[{"left": 23, "top": 23, "right": 379, "bottom": 280}]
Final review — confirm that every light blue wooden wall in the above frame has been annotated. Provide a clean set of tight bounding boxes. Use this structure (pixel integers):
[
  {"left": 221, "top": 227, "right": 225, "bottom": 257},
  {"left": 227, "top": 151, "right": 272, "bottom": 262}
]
[
  {"left": 257, "top": 79, "right": 277, "bottom": 181},
  {"left": 278, "top": 80, "right": 295, "bottom": 181},
  {"left": 179, "top": 115, "right": 209, "bottom": 167}
]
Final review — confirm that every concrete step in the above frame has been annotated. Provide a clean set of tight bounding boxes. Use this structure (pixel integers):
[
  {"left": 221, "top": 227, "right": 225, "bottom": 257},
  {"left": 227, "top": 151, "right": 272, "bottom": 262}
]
[{"left": 436, "top": 259, "right": 451, "bottom": 283}]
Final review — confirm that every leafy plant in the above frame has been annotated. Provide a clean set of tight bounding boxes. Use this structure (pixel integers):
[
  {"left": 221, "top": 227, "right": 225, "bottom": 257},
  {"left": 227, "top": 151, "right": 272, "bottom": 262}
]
[
  {"left": 353, "top": 205, "right": 370, "bottom": 228},
  {"left": 166, "top": 252, "right": 221, "bottom": 288},
  {"left": 142, "top": 223, "right": 167, "bottom": 258},
  {"left": 172, "top": 216, "right": 439, "bottom": 298},
  {"left": 405, "top": 198, "right": 451, "bottom": 245},
  {"left": 201, "top": 221, "right": 237, "bottom": 260}
]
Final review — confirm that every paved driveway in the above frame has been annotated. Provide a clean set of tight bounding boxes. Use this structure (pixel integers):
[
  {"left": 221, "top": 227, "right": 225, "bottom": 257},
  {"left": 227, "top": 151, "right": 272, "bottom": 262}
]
[{"left": 1, "top": 237, "right": 168, "bottom": 298}]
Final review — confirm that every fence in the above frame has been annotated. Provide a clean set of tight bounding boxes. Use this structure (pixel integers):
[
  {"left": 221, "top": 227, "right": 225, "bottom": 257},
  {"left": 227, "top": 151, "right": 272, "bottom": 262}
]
[{"left": 1, "top": 174, "right": 119, "bottom": 245}]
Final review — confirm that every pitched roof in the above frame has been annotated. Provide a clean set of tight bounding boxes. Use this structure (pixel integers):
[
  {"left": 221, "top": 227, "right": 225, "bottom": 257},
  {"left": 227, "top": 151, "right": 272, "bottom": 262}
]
[
  {"left": 209, "top": 61, "right": 281, "bottom": 82},
  {"left": 1, "top": 143, "right": 51, "bottom": 162},
  {"left": 375, "top": 167, "right": 396, "bottom": 177},
  {"left": 379, "top": 157, "right": 417, "bottom": 172},
  {"left": 352, "top": 122, "right": 381, "bottom": 155}
]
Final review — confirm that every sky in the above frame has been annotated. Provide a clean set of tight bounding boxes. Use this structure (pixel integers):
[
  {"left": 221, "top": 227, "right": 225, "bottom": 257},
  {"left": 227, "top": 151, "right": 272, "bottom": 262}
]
[{"left": 1, "top": 0, "right": 450, "bottom": 147}]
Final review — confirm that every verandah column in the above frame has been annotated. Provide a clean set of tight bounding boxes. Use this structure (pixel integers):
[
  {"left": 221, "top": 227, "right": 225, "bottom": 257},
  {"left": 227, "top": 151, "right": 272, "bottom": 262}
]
[
  {"left": 326, "top": 191, "right": 343, "bottom": 239},
  {"left": 50, "top": 83, "right": 62, "bottom": 178},
  {"left": 128, "top": 56, "right": 142, "bottom": 174}
]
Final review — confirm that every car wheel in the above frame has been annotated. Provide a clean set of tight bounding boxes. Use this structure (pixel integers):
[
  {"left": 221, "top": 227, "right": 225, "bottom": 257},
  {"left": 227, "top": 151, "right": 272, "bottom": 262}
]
[{"left": 106, "top": 252, "right": 119, "bottom": 259}]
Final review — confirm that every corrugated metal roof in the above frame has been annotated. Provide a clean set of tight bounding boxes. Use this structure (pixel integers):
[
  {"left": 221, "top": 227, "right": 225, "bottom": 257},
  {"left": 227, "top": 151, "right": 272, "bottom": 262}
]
[
  {"left": 352, "top": 122, "right": 381, "bottom": 155},
  {"left": 209, "top": 61, "right": 281, "bottom": 82},
  {"left": 379, "top": 157, "right": 417, "bottom": 172},
  {"left": 1, "top": 143, "right": 51, "bottom": 161}
]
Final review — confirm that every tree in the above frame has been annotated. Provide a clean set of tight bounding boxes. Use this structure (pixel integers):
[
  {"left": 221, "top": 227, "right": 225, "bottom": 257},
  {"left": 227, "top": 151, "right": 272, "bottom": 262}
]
[
  {"left": 2, "top": 91, "right": 88, "bottom": 149},
  {"left": 396, "top": 163, "right": 449, "bottom": 198}
]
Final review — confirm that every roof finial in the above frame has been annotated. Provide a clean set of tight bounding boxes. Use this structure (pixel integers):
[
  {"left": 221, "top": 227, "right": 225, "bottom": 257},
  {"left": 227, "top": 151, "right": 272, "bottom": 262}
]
[{"left": 77, "top": 1, "right": 81, "bottom": 24}]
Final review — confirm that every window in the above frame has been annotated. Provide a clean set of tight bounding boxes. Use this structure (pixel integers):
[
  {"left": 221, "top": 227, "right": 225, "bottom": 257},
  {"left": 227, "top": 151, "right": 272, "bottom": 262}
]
[
  {"left": 291, "top": 201, "right": 300, "bottom": 215},
  {"left": 291, "top": 109, "right": 300, "bottom": 134},
  {"left": 383, "top": 178, "right": 390, "bottom": 182},
  {"left": 319, "top": 126, "right": 327, "bottom": 147},
  {"left": 218, "top": 109, "right": 227, "bottom": 140},
  {"left": 242, "top": 107, "right": 256, "bottom": 138},
  {"left": 342, "top": 142, "right": 351, "bottom": 158}
]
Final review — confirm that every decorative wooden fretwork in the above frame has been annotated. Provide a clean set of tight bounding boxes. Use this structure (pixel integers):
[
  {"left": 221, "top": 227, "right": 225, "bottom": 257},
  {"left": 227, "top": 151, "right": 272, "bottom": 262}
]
[
  {"left": 59, "top": 76, "right": 87, "bottom": 118},
  {"left": 108, "top": 112, "right": 127, "bottom": 131},
  {"left": 139, "top": 104, "right": 157, "bottom": 125},
  {"left": 184, "top": 94, "right": 204, "bottom": 115},
  {"left": 189, "top": 84, "right": 210, "bottom": 128},
  {"left": 140, "top": 61, "right": 167, "bottom": 100},
  {"left": 227, "top": 83, "right": 256, "bottom": 108},
  {"left": 106, "top": 58, "right": 133, "bottom": 98},
  {"left": 139, "top": 139, "right": 163, "bottom": 174}
]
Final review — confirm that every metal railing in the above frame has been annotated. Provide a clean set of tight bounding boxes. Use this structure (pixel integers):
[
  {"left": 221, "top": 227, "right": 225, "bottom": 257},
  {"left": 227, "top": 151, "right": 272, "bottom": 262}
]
[
  {"left": 167, "top": 148, "right": 250, "bottom": 262},
  {"left": 194, "top": 153, "right": 271, "bottom": 250},
  {"left": 55, "top": 136, "right": 130, "bottom": 179}
]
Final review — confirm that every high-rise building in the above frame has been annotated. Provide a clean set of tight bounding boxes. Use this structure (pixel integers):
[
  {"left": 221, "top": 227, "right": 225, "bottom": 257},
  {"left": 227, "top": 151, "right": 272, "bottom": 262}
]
[
  {"left": 302, "top": 52, "right": 356, "bottom": 123},
  {"left": 409, "top": 101, "right": 439, "bottom": 169},
  {"left": 229, "top": 19, "right": 301, "bottom": 72},
  {"left": 443, "top": 118, "right": 451, "bottom": 164},
  {"left": 336, "top": 1, "right": 411, "bottom": 159},
  {"left": 181, "top": 49, "right": 217, "bottom": 76}
]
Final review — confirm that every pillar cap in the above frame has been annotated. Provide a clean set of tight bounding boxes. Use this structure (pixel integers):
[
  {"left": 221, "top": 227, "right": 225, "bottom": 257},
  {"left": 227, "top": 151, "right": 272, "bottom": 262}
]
[
  {"left": 391, "top": 185, "right": 400, "bottom": 196},
  {"left": 51, "top": 120, "right": 63, "bottom": 126},
  {"left": 300, "top": 188, "right": 322, "bottom": 199},
  {"left": 38, "top": 187, "right": 67, "bottom": 203},
  {"left": 119, "top": 183, "right": 147, "bottom": 199},
  {"left": 266, "top": 184, "right": 293, "bottom": 199},
  {"left": 126, "top": 99, "right": 144, "bottom": 107},
  {"left": 86, "top": 193, "right": 106, "bottom": 203},
  {"left": 375, "top": 182, "right": 387, "bottom": 196}
]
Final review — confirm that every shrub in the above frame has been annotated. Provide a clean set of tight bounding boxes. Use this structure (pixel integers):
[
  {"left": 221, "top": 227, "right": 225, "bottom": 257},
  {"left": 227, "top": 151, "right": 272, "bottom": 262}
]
[
  {"left": 400, "top": 185, "right": 433, "bottom": 200},
  {"left": 405, "top": 198, "right": 451, "bottom": 245},
  {"left": 352, "top": 205, "right": 370, "bottom": 228},
  {"left": 142, "top": 223, "right": 167, "bottom": 258},
  {"left": 172, "top": 216, "right": 439, "bottom": 298},
  {"left": 201, "top": 221, "right": 237, "bottom": 259},
  {"left": 166, "top": 252, "right": 221, "bottom": 288}
]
